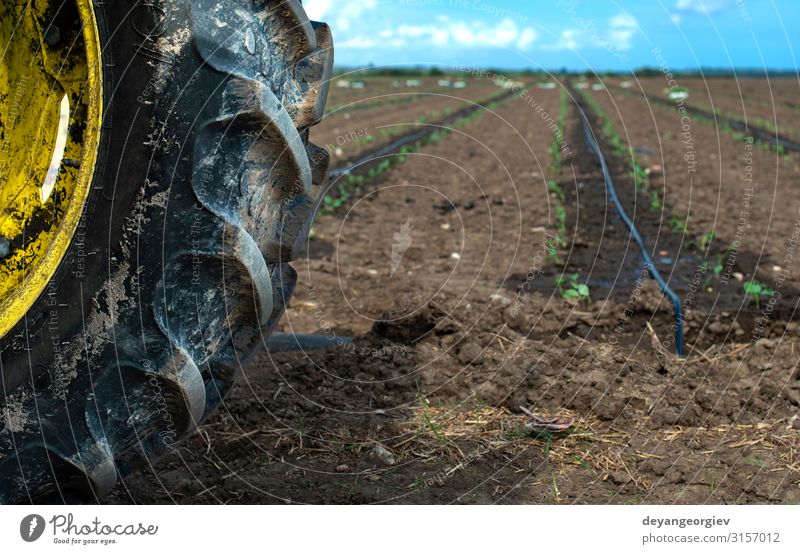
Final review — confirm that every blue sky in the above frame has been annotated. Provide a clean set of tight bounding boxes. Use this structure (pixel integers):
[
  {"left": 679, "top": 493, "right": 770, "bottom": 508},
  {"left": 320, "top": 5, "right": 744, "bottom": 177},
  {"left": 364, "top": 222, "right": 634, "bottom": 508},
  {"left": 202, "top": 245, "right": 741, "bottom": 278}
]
[{"left": 304, "top": 0, "right": 800, "bottom": 72}]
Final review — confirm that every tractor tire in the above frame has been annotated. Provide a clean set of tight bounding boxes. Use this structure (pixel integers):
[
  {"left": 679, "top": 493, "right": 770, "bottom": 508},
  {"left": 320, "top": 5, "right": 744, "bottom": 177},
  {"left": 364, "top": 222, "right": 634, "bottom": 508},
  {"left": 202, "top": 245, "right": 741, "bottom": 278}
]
[{"left": 0, "top": 0, "right": 332, "bottom": 503}]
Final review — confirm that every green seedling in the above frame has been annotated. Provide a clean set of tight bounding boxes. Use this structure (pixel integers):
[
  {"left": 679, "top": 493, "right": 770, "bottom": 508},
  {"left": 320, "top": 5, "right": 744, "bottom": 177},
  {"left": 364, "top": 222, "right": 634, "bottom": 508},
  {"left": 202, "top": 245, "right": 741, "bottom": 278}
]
[
  {"left": 715, "top": 244, "right": 735, "bottom": 275},
  {"left": 549, "top": 143, "right": 562, "bottom": 169},
  {"left": 668, "top": 215, "right": 687, "bottom": 233},
  {"left": 630, "top": 155, "right": 649, "bottom": 191},
  {"left": 702, "top": 243, "right": 733, "bottom": 287},
  {"left": 699, "top": 229, "right": 715, "bottom": 252},
  {"left": 547, "top": 179, "right": 565, "bottom": 202},
  {"left": 543, "top": 87, "right": 570, "bottom": 263},
  {"left": 554, "top": 273, "right": 590, "bottom": 301},
  {"left": 554, "top": 203, "right": 567, "bottom": 231},
  {"left": 322, "top": 194, "right": 341, "bottom": 208},
  {"left": 546, "top": 241, "right": 562, "bottom": 264},
  {"left": 650, "top": 190, "right": 661, "bottom": 211},
  {"left": 742, "top": 279, "right": 774, "bottom": 309}
]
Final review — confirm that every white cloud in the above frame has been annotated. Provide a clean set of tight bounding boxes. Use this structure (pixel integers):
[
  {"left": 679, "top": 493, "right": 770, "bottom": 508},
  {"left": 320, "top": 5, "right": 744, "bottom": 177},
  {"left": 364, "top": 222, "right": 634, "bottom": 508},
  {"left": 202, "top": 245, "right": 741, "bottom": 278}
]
[
  {"left": 518, "top": 28, "right": 537, "bottom": 49},
  {"left": 670, "top": 13, "right": 683, "bottom": 24},
  {"left": 338, "top": 36, "right": 378, "bottom": 49},
  {"left": 304, "top": 0, "right": 331, "bottom": 20},
  {"left": 610, "top": 13, "right": 638, "bottom": 30},
  {"left": 541, "top": 13, "right": 638, "bottom": 53},
  {"left": 674, "top": 0, "right": 733, "bottom": 14},
  {"left": 344, "top": 18, "right": 538, "bottom": 51},
  {"left": 335, "top": 0, "right": 377, "bottom": 32},
  {"left": 305, "top": 0, "right": 377, "bottom": 31},
  {"left": 608, "top": 13, "right": 638, "bottom": 50},
  {"left": 541, "top": 29, "right": 579, "bottom": 51}
]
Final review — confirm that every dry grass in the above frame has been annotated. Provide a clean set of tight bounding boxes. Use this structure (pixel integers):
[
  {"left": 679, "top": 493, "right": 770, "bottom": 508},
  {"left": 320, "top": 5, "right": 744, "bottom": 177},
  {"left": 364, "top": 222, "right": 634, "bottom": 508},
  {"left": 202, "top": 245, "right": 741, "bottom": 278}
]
[
  {"left": 661, "top": 421, "right": 800, "bottom": 473},
  {"left": 196, "top": 398, "right": 800, "bottom": 501},
  {"left": 394, "top": 402, "right": 651, "bottom": 490}
]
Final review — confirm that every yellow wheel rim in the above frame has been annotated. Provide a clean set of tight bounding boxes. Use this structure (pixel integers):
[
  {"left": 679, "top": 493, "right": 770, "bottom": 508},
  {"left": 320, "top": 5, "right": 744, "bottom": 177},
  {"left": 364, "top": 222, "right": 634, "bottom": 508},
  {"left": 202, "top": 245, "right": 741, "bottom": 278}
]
[{"left": 0, "top": 0, "right": 102, "bottom": 339}]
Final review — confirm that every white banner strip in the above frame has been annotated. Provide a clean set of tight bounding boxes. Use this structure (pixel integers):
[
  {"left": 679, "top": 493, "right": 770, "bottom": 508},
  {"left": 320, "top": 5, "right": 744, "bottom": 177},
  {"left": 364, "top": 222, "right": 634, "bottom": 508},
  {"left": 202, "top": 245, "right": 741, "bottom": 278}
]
[{"left": 1, "top": 505, "right": 797, "bottom": 553}]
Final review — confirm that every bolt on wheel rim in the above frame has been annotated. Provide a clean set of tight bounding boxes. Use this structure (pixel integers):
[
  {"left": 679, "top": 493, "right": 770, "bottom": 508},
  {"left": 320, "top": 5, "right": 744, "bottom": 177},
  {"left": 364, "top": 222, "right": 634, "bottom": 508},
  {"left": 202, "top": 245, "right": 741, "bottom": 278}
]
[{"left": 0, "top": 0, "right": 102, "bottom": 339}]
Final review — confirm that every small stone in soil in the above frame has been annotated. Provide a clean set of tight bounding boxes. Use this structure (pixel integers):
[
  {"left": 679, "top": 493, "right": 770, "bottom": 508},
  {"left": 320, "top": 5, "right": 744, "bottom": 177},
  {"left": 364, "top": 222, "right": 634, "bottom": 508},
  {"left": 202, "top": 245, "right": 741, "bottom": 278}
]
[
  {"left": 457, "top": 342, "right": 483, "bottom": 365},
  {"left": 608, "top": 471, "right": 631, "bottom": 486},
  {"left": 594, "top": 398, "right": 625, "bottom": 421},
  {"left": 503, "top": 307, "right": 529, "bottom": 333},
  {"left": 651, "top": 408, "right": 680, "bottom": 426},
  {"left": 490, "top": 293, "right": 511, "bottom": 306},
  {"left": 370, "top": 445, "right": 396, "bottom": 466}
]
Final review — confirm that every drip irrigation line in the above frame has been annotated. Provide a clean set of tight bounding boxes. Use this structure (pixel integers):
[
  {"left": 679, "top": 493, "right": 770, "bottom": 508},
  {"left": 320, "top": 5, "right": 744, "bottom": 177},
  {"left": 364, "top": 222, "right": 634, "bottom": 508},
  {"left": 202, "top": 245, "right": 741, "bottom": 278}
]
[
  {"left": 325, "top": 91, "right": 437, "bottom": 118},
  {"left": 610, "top": 85, "right": 800, "bottom": 153},
  {"left": 633, "top": 146, "right": 658, "bottom": 157},
  {"left": 329, "top": 128, "right": 429, "bottom": 179},
  {"left": 577, "top": 107, "right": 685, "bottom": 357},
  {"left": 329, "top": 86, "right": 525, "bottom": 179}
]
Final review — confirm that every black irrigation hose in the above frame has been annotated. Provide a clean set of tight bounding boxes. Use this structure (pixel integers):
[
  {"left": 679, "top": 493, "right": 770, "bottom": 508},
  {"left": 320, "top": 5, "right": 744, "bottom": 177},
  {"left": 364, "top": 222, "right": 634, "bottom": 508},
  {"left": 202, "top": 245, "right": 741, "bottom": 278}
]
[
  {"left": 329, "top": 128, "right": 429, "bottom": 179},
  {"left": 329, "top": 86, "right": 525, "bottom": 179},
  {"left": 325, "top": 92, "right": 430, "bottom": 118},
  {"left": 611, "top": 85, "right": 800, "bottom": 153},
  {"left": 578, "top": 107, "right": 685, "bottom": 357}
]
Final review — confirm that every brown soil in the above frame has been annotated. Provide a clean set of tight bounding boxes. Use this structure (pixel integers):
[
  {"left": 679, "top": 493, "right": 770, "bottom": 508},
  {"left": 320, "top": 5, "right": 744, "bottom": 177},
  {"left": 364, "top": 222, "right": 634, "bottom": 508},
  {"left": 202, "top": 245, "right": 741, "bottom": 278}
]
[
  {"left": 588, "top": 86, "right": 800, "bottom": 295},
  {"left": 325, "top": 76, "right": 496, "bottom": 122},
  {"left": 313, "top": 81, "right": 506, "bottom": 162},
  {"left": 632, "top": 77, "right": 800, "bottom": 110},
  {"left": 326, "top": 77, "right": 495, "bottom": 114},
  {"left": 325, "top": 76, "right": 447, "bottom": 107},
  {"left": 107, "top": 84, "right": 800, "bottom": 505},
  {"left": 630, "top": 77, "right": 800, "bottom": 140}
]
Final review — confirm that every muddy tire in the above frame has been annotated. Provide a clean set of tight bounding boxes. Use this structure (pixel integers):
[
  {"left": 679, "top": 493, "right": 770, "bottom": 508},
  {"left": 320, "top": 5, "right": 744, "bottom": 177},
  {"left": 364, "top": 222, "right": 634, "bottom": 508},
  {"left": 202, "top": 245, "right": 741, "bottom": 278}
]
[{"left": 0, "top": 0, "right": 332, "bottom": 503}]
